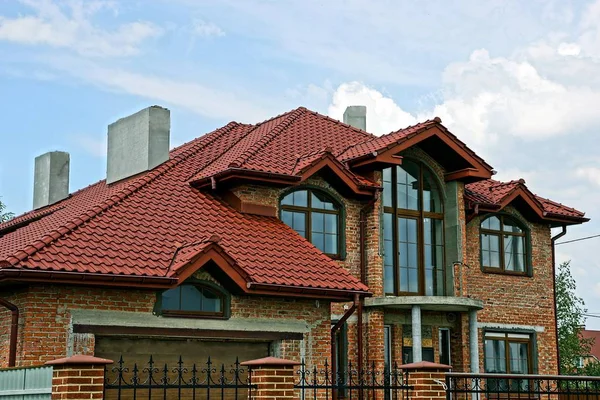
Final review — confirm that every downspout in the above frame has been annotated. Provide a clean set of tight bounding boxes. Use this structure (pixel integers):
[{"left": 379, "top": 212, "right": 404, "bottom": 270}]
[
  {"left": 331, "top": 295, "right": 358, "bottom": 400},
  {"left": 552, "top": 225, "right": 567, "bottom": 375},
  {"left": 0, "top": 298, "right": 19, "bottom": 367}
]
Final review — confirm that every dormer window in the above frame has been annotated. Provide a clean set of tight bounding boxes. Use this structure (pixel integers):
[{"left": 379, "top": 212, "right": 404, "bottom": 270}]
[
  {"left": 280, "top": 189, "right": 341, "bottom": 257},
  {"left": 158, "top": 282, "right": 229, "bottom": 318},
  {"left": 480, "top": 215, "right": 528, "bottom": 275}
]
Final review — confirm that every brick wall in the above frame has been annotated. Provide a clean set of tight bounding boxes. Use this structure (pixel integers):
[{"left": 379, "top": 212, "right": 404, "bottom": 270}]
[
  {"left": 0, "top": 283, "right": 331, "bottom": 369},
  {"left": 464, "top": 207, "right": 557, "bottom": 374}
]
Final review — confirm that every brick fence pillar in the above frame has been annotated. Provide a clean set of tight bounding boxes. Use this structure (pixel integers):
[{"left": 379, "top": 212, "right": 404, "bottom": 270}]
[
  {"left": 45, "top": 355, "right": 113, "bottom": 400},
  {"left": 241, "top": 356, "right": 300, "bottom": 400},
  {"left": 399, "top": 361, "right": 451, "bottom": 400}
]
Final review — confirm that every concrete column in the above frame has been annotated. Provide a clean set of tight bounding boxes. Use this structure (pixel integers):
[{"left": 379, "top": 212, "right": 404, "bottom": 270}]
[
  {"left": 469, "top": 309, "right": 480, "bottom": 373},
  {"left": 412, "top": 305, "right": 422, "bottom": 363}
]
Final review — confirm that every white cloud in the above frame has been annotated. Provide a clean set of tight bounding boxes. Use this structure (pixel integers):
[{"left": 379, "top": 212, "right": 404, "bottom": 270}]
[
  {"left": 49, "top": 57, "right": 272, "bottom": 121},
  {"left": 192, "top": 19, "right": 224, "bottom": 37},
  {"left": 0, "top": 0, "right": 162, "bottom": 57},
  {"left": 328, "top": 82, "right": 417, "bottom": 135},
  {"left": 576, "top": 167, "right": 600, "bottom": 186}
]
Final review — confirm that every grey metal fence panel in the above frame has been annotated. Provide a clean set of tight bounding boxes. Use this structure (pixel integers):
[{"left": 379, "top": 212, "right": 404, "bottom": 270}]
[{"left": 0, "top": 366, "right": 52, "bottom": 400}]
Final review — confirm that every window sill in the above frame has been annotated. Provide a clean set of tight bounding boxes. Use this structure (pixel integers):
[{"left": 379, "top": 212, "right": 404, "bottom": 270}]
[
  {"left": 482, "top": 267, "right": 530, "bottom": 277},
  {"left": 160, "top": 310, "right": 229, "bottom": 320}
]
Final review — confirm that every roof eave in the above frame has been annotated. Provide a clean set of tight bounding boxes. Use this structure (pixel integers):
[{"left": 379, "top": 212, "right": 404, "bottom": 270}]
[{"left": 0, "top": 268, "right": 178, "bottom": 288}]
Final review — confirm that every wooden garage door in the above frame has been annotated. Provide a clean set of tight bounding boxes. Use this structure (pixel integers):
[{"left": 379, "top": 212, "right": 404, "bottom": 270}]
[{"left": 97, "top": 336, "right": 270, "bottom": 400}]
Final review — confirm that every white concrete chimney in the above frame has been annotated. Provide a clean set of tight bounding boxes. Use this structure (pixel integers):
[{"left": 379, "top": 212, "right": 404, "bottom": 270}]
[
  {"left": 106, "top": 106, "right": 170, "bottom": 184},
  {"left": 343, "top": 106, "right": 367, "bottom": 131},
  {"left": 33, "top": 151, "right": 70, "bottom": 209}
]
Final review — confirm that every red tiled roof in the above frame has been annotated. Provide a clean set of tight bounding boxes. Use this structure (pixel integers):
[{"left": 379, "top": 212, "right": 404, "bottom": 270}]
[
  {"left": 465, "top": 179, "right": 587, "bottom": 222},
  {"left": 0, "top": 106, "right": 588, "bottom": 294},
  {"left": 0, "top": 120, "right": 369, "bottom": 295},
  {"left": 339, "top": 119, "right": 440, "bottom": 161},
  {"left": 190, "top": 107, "right": 373, "bottom": 185},
  {"left": 338, "top": 118, "right": 493, "bottom": 173}
]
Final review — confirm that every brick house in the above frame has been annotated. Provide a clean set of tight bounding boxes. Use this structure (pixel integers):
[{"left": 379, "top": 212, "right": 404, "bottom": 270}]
[{"left": 0, "top": 105, "right": 588, "bottom": 376}]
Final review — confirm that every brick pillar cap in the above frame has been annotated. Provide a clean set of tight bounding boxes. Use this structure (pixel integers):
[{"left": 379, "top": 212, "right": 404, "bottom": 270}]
[
  {"left": 240, "top": 356, "right": 301, "bottom": 367},
  {"left": 398, "top": 361, "right": 451, "bottom": 371},
  {"left": 45, "top": 355, "right": 114, "bottom": 366}
]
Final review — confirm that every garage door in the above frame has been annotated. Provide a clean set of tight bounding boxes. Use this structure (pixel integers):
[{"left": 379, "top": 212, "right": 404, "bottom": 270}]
[
  {"left": 95, "top": 336, "right": 270, "bottom": 370},
  {"left": 98, "top": 336, "right": 270, "bottom": 400}
]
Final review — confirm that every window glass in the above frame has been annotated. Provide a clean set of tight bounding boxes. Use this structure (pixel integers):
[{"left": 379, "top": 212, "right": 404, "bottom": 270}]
[
  {"left": 481, "top": 233, "right": 501, "bottom": 268},
  {"left": 384, "top": 213, "right": 394, "bottom": 294},
  {"left": 202, "top": 288, "right": 222, "bottom": 313},
  {"left": 383, "top": 160, "right": 445, "bottom": 296},
  {"left": 424, "top": 218, "right": 444, "bottom": 296},
  {"left": 398, "top": 217, "right": 419, "bottom": 293},
  {"left": 485, "top": 339, "right": 507, "bottom": 373},
  {"left": 482, "top": 216, "right": 501, "bottom": 230},
  {"left": 282, "top": 210, "right": 306, "bottom": 238},
  {"left": 383, "top": 168, "right": 393, "bottom": 207},
  {"left": 503, "top": 217, "right": 523, "bottom": 233},
  {"left": 181, "top": 284, "right": 202, "bottom": 311},
  {"left": 162, "top": 287, "right": 180, "bottom": 310},
  {"left": 312, "top": 192, "right": 336, "bottom": 210},
  {"left": 481, "top": 215, "right": 527, "bottom": 274},
  {"left": 485, "top": 332, "right": 532, "bottom": 375},
  {"left": 160, "top": 284, "right": 225, "bottom": 317},
  {"left": 281, "top": 189, "right": 340, "bottom": 256},
  {"left": 396, "top": 161, "right": 419, "bottom": 211},
  {"left": 423, "top": 169, "right": 443, "bottom": 213}
]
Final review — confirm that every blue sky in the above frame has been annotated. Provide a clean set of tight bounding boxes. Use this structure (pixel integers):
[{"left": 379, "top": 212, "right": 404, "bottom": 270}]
[{"left": 1, "top": 0, "right": 600, "bottom": 326}]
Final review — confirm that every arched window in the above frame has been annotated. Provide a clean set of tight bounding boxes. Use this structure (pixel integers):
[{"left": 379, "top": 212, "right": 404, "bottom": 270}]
[
  {"left": 280, "top": 189, "right": 341, "bottom": 257},
  {"left": 382, "top": 160, "right": 445, "bottom": 296},
  {"left": 480, "top": 215, "right": 527, "bottom": 274},
  {"left": 159, "top": 283, "right": 228, "bottom": 318}
]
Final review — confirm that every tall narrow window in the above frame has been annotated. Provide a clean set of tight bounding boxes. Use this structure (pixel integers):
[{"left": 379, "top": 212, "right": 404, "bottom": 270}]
[
  {"left": 383, "top": 161, "right": 445, "bottom": 296},
  {"left": 480, "top": 215, "right": 527, "bottom": 274},
  {"left": 281, "top": 189, "right": 341, "bottom": 257}
]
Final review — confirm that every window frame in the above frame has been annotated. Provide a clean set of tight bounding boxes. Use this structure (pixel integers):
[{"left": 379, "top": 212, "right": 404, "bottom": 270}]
[
  {"left": 383, "top": 160, "right": 446, "bottom": 296},
  {"left": 483, "top": 331, "right": 535, "bottom": 374},
  {"left": 479, "top": 214, "right": 531, "bottom": 276},
  {"left": 155, "top": 280, "right": 231, "bottom": 320},
  {"left": 279, "top": 187, "right": 345, "bottom": 259}
]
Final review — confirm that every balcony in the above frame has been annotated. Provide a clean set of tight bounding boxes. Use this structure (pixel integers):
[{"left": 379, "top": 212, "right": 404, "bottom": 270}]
[{"left": 364, "top": 295, "right": 483, "bottom": 312}]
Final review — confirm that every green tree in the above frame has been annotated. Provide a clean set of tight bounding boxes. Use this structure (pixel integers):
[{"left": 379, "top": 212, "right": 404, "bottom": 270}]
[
  {"left": 556, "top": 260, "right": 599, "bottom": 375},
  {"left": 0, "top": 198, "right": 14, "bottom": 223}
]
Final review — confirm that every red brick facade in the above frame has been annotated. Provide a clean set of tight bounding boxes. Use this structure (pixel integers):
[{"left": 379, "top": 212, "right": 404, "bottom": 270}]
[{"left": 0, "top": 152, "right": 563, "bottom": 375}]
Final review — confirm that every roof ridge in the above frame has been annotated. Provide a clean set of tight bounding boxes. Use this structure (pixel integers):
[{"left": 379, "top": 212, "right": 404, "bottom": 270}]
[
  {"left": 339, "top": 119, "right": 439, "bottom": 161},
  {"left": 253, "top": 107, "right": 298, "bottom": 127},
  {"left": 5, "top": 122, "right": 240, "bottom": 266},
  {"left": 228, "top": 107, "right": 307, "bottom": 169},
  {"left": 185, "top": 123, "right": 261, "bottom": 182},
  {"left": 304, "top": 109, "right": 374, "bottom": 138}
]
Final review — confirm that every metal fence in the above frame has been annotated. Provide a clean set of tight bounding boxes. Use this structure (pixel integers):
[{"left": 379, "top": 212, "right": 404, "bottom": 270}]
[
  {"left": 295, "top": 359, "right": 412, "bottom": 400},
  {"left": 104, "top": 356, "right": 256, "bottom": 400},
  {"left": 0, "top": 366, "right": 53, "bottom": 400},
  {"left": 446, "top": 372, "right": 600, "bottom": 400}
]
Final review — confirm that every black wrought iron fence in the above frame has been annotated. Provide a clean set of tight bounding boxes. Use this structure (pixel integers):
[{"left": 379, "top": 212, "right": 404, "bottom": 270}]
[
  {"left": 104, "top": 356, "right": 256, "bottom": 400},
  {"left": 446, "top": 372, "right": 600, "bottom": 400},
  {"left": 295, "top": 359, "right": 412, "bottom": 400}
]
